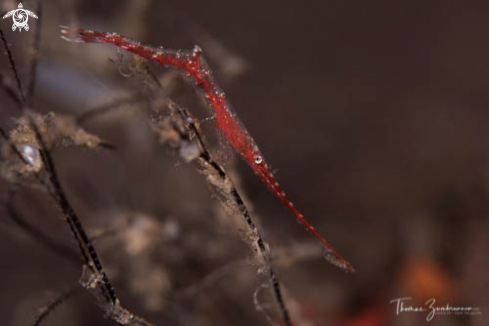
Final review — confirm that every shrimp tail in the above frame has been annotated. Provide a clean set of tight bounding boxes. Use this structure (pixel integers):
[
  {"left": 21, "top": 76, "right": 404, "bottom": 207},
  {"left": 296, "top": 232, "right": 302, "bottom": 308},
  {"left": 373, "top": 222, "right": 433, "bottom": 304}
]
[{"left": 253, "top": 162, "right": 355, "bottom": 272}]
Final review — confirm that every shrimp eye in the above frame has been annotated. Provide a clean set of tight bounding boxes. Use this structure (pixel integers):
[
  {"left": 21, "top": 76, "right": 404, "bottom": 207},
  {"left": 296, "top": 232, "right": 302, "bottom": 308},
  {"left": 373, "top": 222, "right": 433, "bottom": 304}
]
[{"left": 254, "top": 155, "right": 263, "bottom": 164}]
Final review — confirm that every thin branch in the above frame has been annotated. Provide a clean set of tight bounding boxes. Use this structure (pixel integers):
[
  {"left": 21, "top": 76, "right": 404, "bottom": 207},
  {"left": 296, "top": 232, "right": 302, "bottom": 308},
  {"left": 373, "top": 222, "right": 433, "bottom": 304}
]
[
  {"left": 168, "top": 104, "right": 292, "bottom": 326},
  {"left": 32, "top": 287, "right": 80, "bottom": 326},
  {"left": 76, "top": 92, "right": 146, "bottom": 125},
  {"left": 2, "top": 23, "right": 117, "bottom": 304},
  {"left": 6, "top": 189, "right": 79, "bottom": 263},
  {"left": 0, "top": 72, "right": 22, "bottom": 107},
  {"left": 1, "top": 26, "right": 154, "bottom": 326},
  {"left": 174, "top": 259, "right": 249, "bottom": 299},
  {"left": 32, "top": 120, "right": 118, "bottom": 304},
  {"left": 0, "top": 28, "right": 26, "bottom": 108},
  {"left": 76, "top": 62, "right": 165, "bottom": 126},
  {"left": 81, "top": 57, "right": 294, "bottom": 324}
]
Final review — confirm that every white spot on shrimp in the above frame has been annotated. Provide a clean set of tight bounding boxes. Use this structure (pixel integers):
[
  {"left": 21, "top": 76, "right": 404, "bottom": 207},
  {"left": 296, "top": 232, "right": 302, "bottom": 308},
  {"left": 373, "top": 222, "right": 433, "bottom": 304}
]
[
  {"left": 288, "top": 201, "right": 294, "bottom": 207},
  {"left": 254, "top": 155, "right": 263, "bottom": 164},
  {"left": 193, "top": 45, "right": 203, "bottom": 56},
  {"left": 215, "top": 91, "right": 226, "bottom": 100},
  {"left": 280, "top": 191, "right": 285, "bottom": 197}
]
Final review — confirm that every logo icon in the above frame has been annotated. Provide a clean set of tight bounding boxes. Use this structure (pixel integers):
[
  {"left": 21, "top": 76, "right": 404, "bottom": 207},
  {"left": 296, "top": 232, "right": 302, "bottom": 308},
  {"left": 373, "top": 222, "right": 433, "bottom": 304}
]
[{"left": 2, "top": 3, "right": 38, "bottom": 32}]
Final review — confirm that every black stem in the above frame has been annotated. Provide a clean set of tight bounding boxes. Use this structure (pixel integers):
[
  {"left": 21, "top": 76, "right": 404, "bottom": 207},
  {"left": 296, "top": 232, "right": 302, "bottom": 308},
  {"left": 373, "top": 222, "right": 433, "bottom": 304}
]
[
  {"left": 174, "top": 106, "right": 292, "bottom": 326},
  {"left": 0, "top": 28, "right": 26, "bottom": 107}
]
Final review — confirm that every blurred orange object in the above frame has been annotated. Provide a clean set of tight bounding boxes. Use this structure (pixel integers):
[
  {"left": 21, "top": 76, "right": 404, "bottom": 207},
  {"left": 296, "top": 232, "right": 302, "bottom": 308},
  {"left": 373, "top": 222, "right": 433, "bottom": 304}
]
[{"left": 399, "top": 257, "right": 452, "bottom": 302}]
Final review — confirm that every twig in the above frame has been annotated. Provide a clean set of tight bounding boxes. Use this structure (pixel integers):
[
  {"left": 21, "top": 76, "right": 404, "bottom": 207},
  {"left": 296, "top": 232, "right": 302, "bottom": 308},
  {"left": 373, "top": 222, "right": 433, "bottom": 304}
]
[
  {"left": 167, "top": 103, "right": 292, "bottom": 326},
  {"left": 6, "top": 189, "right": 79, "bottom": 263},
  {"left": 76, "top": 92, "right": 146, "bottom": 125},
  {"left": 33, "top": 120, "right": 118, "bottom": 304},
  {"left": 174, "top": 259, "right": 249, "bottom": 299},
  {"left": 79, "top": 56, "right": 294, "bottom": 324},
  {"left": 1, "top": 26, "right": 154, "bottom": 326},
  {"left": 32, "top": 287, "right": 80, "bottom": 326},
  {"left": 2, "top": 23, "right": 118, "bottom": 303},
  {"left": 0, "top": 28, "right": 26, "bottom": 108},
  {"left": 0, "top": 72, "right": 22, "bottom": 107}
]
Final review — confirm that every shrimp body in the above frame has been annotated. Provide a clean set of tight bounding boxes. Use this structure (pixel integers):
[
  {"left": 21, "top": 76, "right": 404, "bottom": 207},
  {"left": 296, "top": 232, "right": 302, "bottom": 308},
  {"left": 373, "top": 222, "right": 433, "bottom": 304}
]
[{"left": 61, "top": 27, "right": 354, "bottom": 271}]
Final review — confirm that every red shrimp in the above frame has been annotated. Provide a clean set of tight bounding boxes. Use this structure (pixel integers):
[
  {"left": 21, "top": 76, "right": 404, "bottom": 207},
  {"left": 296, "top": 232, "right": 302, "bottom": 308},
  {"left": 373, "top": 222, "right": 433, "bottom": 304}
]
[{"left": 61, "top": 26, "right": 354, "bottom": 272}]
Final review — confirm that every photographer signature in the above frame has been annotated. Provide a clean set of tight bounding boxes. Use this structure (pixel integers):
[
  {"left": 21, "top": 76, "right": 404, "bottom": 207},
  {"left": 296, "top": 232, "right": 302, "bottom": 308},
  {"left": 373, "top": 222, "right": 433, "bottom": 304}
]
[{"left": 389, "top": 297, "right": 481, "bottom": 321}]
